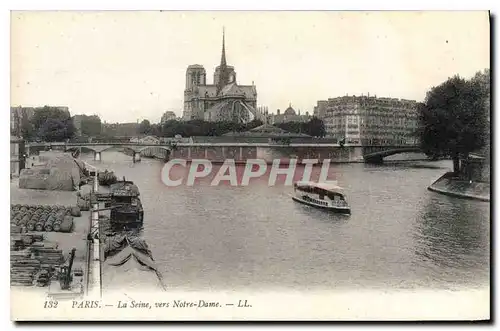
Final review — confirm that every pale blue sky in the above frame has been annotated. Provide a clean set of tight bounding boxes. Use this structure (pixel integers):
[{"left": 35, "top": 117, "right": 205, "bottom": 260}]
[{"left": 11, "top": 11, "right": 490, "bottom": 123}]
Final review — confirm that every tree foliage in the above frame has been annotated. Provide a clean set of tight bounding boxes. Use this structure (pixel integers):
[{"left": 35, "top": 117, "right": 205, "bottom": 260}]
[
  {"left": 38, "top": 118, "right": 75, "bottom": 142},
  {"left": 32, "top": 106, "right": 75, "bottom": 142},
  {"left": 154, "top": 119, "right": 263, "bottom": 137},
  {"left": 418, "top": 70, "right": 489, "bottom": 172},
  {"left": 139, "top": 119, "right": 152, "bottom": 135},
  {"left": 276, "top": 117, "right": 326, "bottom": 137},
  {"left": 79, "top": 115, "right": 102, "bottom": 137}
]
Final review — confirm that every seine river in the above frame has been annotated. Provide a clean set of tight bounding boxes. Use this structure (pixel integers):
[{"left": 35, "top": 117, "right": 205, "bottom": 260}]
[{"left": 83, "top": 151, "right": 490, "bottom": 291}]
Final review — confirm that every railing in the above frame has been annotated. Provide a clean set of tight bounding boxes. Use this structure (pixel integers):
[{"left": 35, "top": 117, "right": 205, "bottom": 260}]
[{"left": 83, "top": 229, "right": 91, "bottom": 296}]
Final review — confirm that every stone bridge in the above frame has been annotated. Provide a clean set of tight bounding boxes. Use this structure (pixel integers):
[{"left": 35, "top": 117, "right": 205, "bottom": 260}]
[
  {"left": 25, "top": 142, "right": 173, "bottom": 162},
  {"left": 363, "top": 146, "right": 423, "bottom": 164},
  {"left": 25, "top": 142, "right": 423, "bottom": 164}
]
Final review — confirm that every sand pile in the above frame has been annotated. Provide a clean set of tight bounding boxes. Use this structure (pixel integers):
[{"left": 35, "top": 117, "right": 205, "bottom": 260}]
[{"left": 19, "top": 152, "right": 84, "bottom": 191}]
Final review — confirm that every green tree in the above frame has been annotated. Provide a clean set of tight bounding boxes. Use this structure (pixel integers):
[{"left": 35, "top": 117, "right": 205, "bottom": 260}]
[
  {"left": 305, "top": 117, "right": 326, "bottom": 137},
  {"left": 276, "top": 118, "right": 326, "bottom": 137},
  {"left": 32, "top": 106, "right": 75, "bottom": 141},
  {"left": 139, "top": 119, "right": 152, "bottom": 135},
  {"left": 38, "top": 118, "right": 75, "bottom": 142},
  {"left": 418, "top": 72, "right": 489, "bottom": 174},
  {"left": 80, "top": 115, "right": 102, "bottom": 137}
]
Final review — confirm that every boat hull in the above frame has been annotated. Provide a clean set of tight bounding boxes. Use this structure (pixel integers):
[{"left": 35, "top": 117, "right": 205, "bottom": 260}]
[{"left": 292, "top": 196, "right": 351, "bottom": 214}]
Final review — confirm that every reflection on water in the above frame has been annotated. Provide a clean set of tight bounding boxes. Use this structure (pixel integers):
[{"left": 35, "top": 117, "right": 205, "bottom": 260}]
[
  {"left": 81, "top": 151, "right": 490, "bottom": 291},
  {"left": 413, "top": 195, "right": 490, "bottom": 288}
]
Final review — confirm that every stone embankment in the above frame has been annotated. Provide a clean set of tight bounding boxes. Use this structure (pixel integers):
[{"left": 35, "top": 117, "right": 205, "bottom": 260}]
[{"left": 428, "top": 172, "right": 490, "bottom": 202}]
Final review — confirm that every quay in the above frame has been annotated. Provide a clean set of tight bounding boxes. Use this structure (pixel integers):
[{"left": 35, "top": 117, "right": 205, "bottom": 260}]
[
  {"left": 10, "top": 178, "right": 95, "bottom": 298},
  {"left": 86, "top": 165, "right": 102, "bottom": 298},
  {"left": 9, "top": 155, "right": 104, "bottom": 299}
]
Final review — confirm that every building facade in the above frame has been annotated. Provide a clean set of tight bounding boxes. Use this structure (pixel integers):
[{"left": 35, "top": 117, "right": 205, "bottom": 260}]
[
  {"left": 183, "top": 30, "right": 259, "bottom": 123},
  {"left": 10, "top": 106, "right": 36, "bottom": 137},
  {"left": 10, "top": 136, "right": 25, "bottom": 176},
  {"left": 313, "top": 100, "right": 328, "bottom": 119},
  {"left": 271, "top": 104, "right": 311, "bottom": 124},
  {"left": 318, "top": 95, "right": 419, "bottom": 145}
]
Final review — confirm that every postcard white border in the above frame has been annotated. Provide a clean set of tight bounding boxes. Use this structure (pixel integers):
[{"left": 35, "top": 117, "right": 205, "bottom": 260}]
[{"left": 3, "top": 0, "right": 497, "bottom": 329}]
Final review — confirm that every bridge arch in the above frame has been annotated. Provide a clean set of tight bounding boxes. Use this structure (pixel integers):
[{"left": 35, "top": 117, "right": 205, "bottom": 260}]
[
  {"left": 363, "top": 147, "right": 423, "bottom": 163},
  {"left": 65, "top": 146, "right": 98, "bottom": 154}
]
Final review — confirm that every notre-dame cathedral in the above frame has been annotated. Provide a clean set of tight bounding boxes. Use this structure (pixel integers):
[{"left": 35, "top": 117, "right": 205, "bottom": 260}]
[{"left": 182, "top": 29, "right": 259, "bottom": 123}]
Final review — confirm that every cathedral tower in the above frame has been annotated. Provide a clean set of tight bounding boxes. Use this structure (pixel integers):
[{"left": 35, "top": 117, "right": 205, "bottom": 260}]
[
  {"left": 214, "top": 28, "right": 236, "bottom": 93},
  {"left": 185, "top": 64, "right": 206, "bottom": 90}
]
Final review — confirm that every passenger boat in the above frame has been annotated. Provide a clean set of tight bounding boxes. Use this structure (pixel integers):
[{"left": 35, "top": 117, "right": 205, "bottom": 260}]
[{"left": 292, "top": 181, "right": 351, "bottom": 214}]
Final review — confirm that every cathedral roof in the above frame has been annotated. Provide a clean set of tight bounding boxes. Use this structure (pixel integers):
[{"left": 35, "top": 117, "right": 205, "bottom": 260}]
[
  {"left": 192, "top": 84, "right": 256, "bottom": 100},
  {"left": 187, "top": 64, "right": 204, "bottom": 69},
  {"left": 220, "top": 82, "right": 246, "bottom": 96}
]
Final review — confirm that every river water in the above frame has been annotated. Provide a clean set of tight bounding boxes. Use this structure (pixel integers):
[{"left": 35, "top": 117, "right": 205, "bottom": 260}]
[{"left": 82, "top": 151, "right": 490, "bottom": 292}]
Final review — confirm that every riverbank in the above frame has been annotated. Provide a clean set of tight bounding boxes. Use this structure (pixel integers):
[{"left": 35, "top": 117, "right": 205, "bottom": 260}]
[
  {"left": 10, "top": 177, "right": 91, "bottom": 295},
  {"left": 428, "top": 172, "right": 490, "bottom": 202}
]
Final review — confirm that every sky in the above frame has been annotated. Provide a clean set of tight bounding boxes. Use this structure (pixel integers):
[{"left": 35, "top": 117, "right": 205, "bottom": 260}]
[{"left": 11, "top": 11, "right": 490, "bottom": 123}]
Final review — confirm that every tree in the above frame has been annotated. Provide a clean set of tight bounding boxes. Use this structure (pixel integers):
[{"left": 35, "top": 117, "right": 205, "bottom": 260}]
[
  {"left": 276, "top": 118, "right": 326, "bottom": 137},
  {"left": 471, "top": 69, "right": 490, "bottom": 155},
  {"left": 80, "top": 115, "right": 102, "bottom": 137},
  {"left": 32, "top": 106, "right": 75, "bottom": 141},
  {"left": 418, "top": 72, "right": 489, "bottom": 174},
  {"left": 139, "top": 119, "right": 152, "bottom": 135},
  {"left": 305, "top": 117, "right": 326, "bottom": 137},
  {"left": 38, "top": 118, "right": 75, "bottom": 142}
]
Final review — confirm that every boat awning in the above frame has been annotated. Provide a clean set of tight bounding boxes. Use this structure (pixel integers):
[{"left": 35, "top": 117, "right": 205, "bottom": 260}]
[{"left": 294, "top": 181, "right": 345, "bottom": 193}]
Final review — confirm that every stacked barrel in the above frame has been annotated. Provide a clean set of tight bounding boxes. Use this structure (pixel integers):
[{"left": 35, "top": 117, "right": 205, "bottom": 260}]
[{"left": 10, "top": 204, "right": 79, "bottom": 233}]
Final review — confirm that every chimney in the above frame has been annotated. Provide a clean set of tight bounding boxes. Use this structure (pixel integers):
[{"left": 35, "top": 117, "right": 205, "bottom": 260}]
[{"left": 277, "top": 109, "right": 281, "bottom": 115}]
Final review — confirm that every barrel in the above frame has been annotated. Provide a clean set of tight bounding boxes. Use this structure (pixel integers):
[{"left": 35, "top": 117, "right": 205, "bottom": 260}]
[
  {"left": 44, "top": 215, "right": 56, "bottom": 232},
  {"left": 34, "top": 221, "right": 45, "bottom": 232},
  {"left": 26, "top": 221, "right": 36, "bottom": 231},
  {"left": 18, "top": 215, "right": 30, "bottom": 226},
  {"left": 35, "top": 214, "right": 48, "bottom": 231},
  {"left": 58, "top": 216, "right": 74, "bottom": 233},
  {"left": 70, "top": 206, "right": 82, "bottom": 217}
]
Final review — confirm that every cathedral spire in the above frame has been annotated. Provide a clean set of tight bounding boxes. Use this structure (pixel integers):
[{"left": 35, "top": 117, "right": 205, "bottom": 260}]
[
  {"left": 217, "top": 27, "right": 229, "bottom": 95},
  {"left": 220, "top": 26, "right": 227, "bottom": 67}
]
